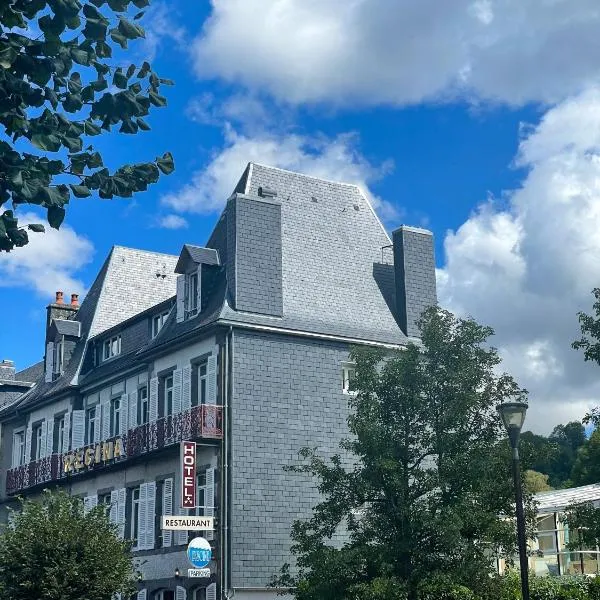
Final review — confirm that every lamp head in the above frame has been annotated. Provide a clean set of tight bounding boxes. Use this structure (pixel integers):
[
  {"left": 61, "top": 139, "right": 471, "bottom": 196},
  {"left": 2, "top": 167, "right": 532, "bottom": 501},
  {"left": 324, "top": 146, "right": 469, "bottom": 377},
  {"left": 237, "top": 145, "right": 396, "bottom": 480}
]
[{"left": 498, "top": 401, "right": 528, "bottom": 448}]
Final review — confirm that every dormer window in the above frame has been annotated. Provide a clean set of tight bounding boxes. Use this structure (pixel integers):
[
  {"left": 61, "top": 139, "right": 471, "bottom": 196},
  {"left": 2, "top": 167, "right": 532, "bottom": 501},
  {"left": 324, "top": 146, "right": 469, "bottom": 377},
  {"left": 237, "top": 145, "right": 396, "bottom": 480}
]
[
  {"left": 152, "top": 311, "right": 170, "bottom": 338},
  {"left": 53, "top": 341, "right": 63, "bottom": 375},
  {"left": 103, "top": 335, "right": 121, "bottom": 360}
]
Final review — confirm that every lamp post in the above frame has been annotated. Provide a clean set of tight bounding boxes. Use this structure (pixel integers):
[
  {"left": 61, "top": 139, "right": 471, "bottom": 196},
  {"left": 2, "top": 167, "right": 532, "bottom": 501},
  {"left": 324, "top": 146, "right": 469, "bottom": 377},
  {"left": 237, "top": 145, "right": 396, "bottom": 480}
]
[{"left": 498, "top": 400, "right": 530, "bottom": 600}]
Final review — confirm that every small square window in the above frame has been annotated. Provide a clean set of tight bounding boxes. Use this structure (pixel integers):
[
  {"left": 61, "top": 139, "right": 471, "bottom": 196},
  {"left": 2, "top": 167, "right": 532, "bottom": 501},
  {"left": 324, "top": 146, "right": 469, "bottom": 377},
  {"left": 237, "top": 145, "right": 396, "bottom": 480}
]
[{"left": 103, "top": 335, "right": 121, "bottom": 360}]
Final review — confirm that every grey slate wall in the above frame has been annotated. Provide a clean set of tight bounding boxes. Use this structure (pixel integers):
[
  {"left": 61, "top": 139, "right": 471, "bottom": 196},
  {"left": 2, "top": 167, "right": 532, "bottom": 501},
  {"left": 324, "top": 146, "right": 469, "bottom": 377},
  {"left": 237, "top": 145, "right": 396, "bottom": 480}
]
[
  {"left": 393, "top": 226, "right": 437, "bottom": 338},
  {"left": 230, "top": 196, "right": 283, "bottom": 317},
  {"left": 230, "top": 330, "right": 353, "bottom": 588}
]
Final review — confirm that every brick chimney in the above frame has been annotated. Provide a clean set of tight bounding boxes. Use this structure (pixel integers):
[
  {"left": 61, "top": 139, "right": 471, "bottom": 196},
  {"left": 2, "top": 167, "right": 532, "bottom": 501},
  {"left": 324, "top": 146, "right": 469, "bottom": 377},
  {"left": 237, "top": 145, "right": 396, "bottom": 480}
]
[
  {"left": 0, "top": 359, "right": 15, "bottom": 381},
  {"left": 46, "top": 291, "right": 78, "bottom": 332},
  {"left": 392, "top": 226, "right": 437, "bottom": 338},
  {"left": 71, "top": 293, "right": 79, "bottom": 306}
]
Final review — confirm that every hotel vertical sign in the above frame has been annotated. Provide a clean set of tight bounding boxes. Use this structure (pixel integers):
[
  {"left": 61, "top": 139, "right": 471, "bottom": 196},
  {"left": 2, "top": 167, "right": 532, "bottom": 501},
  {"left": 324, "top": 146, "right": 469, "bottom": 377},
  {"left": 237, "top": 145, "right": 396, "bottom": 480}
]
[{"left": 181, "top": 440, "right": 197, "bottom": 509}]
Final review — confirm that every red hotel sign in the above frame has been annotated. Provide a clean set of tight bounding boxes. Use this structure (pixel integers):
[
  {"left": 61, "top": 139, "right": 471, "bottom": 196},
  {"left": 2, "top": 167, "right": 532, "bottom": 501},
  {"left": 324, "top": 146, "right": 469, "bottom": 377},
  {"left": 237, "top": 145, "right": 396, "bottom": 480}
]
[{"left": 181, "top": 441, "right": 197, "bottom": 509}]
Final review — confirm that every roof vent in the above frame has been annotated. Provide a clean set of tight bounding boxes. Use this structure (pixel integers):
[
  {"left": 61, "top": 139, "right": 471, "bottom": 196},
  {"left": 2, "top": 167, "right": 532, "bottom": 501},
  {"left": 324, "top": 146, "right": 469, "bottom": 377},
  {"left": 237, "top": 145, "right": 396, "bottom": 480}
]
[
  {"left": 353, "top": 204, "right": 360, "bottom": 211},
  {"left": 258, "top": 186, "right": 277, "bottom": 198},
  {"left": 311, "top": 196, "right": 318, "bottom": 203}
]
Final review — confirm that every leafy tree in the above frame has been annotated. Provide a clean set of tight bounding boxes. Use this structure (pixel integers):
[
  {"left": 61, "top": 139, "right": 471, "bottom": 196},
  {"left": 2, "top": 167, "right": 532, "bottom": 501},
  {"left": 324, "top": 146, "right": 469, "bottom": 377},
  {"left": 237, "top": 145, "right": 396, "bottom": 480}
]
[
  {"left": 274, "top": 307, "right": 535, "bottom": 600},
  {"left": 571, "top": 430, "right": 600, "bottom": 486},
  {"left": 524, "top": 469, "right": 552, "bottom": 493},
  {"left": 0, "top": 0, "right": 174, "bottom": 251},
  {"left": 0, "top": 489, "right": 135, "bottom": 600}
]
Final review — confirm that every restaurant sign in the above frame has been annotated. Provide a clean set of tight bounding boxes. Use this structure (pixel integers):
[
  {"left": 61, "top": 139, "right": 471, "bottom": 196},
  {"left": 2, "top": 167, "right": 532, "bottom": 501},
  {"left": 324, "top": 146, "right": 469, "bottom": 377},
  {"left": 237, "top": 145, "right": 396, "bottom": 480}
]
[{"left": 63, "top": 438, "right": 124, "bottom": 473}]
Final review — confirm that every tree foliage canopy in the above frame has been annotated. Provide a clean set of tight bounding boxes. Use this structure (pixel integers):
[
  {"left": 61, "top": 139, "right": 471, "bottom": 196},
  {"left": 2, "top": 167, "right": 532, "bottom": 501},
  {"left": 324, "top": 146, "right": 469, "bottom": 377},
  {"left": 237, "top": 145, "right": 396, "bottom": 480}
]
[
  {"left": 275, "top": 307, "right": 535, "bottom": 600},
  {"left": 0, "top": 489, "right": 135, "bottom": 600},
  {"left": 0, "top": 0, "right": 174, "bottom": 251}
]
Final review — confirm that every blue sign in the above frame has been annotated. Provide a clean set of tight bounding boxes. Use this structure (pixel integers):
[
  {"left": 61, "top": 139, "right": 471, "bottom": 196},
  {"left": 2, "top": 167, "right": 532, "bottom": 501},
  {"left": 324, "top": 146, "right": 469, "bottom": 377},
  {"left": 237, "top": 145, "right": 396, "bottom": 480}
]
[{"left": 187, "top": 537, "right": 212, "bottom": 569}]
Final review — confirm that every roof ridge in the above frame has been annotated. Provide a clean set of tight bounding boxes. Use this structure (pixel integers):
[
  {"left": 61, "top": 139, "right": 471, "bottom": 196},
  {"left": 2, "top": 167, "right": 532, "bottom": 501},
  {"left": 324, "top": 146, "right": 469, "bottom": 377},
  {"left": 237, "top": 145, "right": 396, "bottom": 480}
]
[
  {"left": 111, "top": 245, "right": 178, "bottom": 259},
  {"left": 249, "top": 162, "right": 361, "bottom": 189}
]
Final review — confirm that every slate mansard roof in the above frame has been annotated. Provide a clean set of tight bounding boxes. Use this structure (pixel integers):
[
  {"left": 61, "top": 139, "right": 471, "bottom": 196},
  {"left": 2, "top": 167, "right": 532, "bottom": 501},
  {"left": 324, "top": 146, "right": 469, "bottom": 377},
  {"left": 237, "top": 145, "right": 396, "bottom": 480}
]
[{"left": 5, "top": 163, "right": 418, "bottom": 415}]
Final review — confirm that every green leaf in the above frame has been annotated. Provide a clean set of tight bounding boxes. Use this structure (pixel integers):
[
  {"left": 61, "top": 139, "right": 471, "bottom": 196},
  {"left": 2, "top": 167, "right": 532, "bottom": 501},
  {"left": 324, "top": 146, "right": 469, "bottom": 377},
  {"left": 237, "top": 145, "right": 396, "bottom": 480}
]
[
  {"left": 148, "top": 91, "right": 167, "bottom": 107},
  {"left": 69, "top": 184, "right": 92, "bottom": 198},
  {"left": 68, "top": 73, "right": 83, "bottom": 94},
  {"left": 88, "top": 152, "right": 103, "bottom": 168},
  {"left": 0, "top": 46, "right": 18, "bottom": 69},
  {"left": 138, "top": 61, "right": 150, "bottom": 78},
  {"left": 113, "top": 68, "right": 128, "bottom": 89},
  {"left": 134, "top": 10, "right": 145, "bottom": 20},
  {"left": 109, "top": 29, "right": 128, "bottom": 49},
  {"left": 84, "top": 120, "right": 101, "bottom": 135},
  {"left": 126, "top": 64, "right": 136, "bottom": 78},
  {"left": 70, "top": 48, "right": 90, "bottom": 66},
  {"left": 132, "top": 0, "right": 150, "bottom": 7},
  {"left": 31, "top": 134, "right": 62, "bottom": 152},
  {"left": 117, "top": 17, "right": 145, "bottom": 40},
  {"left": 129, "top": 82, "right": 142, "bottom": 94},
  {"left": 81, "top": 85, "right": 95, "bottom": 102},
  {"left": 83, "top": 3, "right": 103, "bottom": 19},
  {"left": 42, "top": 186, "right": 69, "bottom": 207},
  {"left": 47, "top": 206, "right": 66, "bottom": 229},
  {"left": 44, "top": 87, "right": 59, "bottom": 109},
  {"left": 119, "top": 118, "right": 138, "bottom": 134},
  {"left": 95, "top": 39, "right": 112, "bottom": 57},
  {"left": 159, "top": 78, "right": 175, "bottom": 86},
  {"left": 63, "top": 93, "right": 83, "bottom": 113},
  {"left": 156, "top": 152, "right": 175, "bottom": 175},
  {"left": 135, "top": 117, "right": 150, "bottom": 131},
  {"left": 28, "top": 223, "right": 46, "bottom": 233}
]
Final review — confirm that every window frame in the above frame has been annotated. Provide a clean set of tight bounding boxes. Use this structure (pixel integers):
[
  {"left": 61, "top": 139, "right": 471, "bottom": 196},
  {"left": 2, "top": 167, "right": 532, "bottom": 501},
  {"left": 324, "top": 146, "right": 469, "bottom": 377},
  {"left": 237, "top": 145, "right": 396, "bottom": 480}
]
[
  {"left": 54, "top": 415, "right": 65, "bottom": 454},
  {"left": 130, "top": 486, "right": 141, "bottom": 545},
  {"left": 13, "top": 428, "right": 26, "bottom": 466},
  {"left": 33, "top": 422, "right": 43, "bottom": 461},
  {"left": 85, "top": 406, "right": 97, "bottom": 445},
  {"left": 342, "top": 363, "right": 357, "bottom": 395},
  {"left": 193, "top": 361, "right": 208, "bottom": 407},
  {"left": 186, "top": 271, "right": 198, "bottom": 316},
  {"left": 103, "top": 335, "right": 122, "bottom": 361},
  {"left": 162, "top": 374, "right": 174, "bottom": 417},
  {"left": 138, "top": 385, "right": 149, "bottom": 425},
  {"left": 151, "top": 311, "right": 169, "bottom": 338},
  {"left": 53, "top": 340, "right": 63, "bottom": 375},
  {"left": 110, "top": 396, "right": 121, "bottom": 437}
]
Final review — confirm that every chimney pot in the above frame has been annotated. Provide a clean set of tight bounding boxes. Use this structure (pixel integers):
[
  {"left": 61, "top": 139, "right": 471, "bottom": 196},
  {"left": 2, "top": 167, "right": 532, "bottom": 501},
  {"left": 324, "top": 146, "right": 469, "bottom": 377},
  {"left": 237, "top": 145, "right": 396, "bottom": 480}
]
[
  {"left": 70, "top": 293, "right": 79, "bottom": 306},
  {"left": 55, "top": 291, "right": 64, "bottom": 304}
]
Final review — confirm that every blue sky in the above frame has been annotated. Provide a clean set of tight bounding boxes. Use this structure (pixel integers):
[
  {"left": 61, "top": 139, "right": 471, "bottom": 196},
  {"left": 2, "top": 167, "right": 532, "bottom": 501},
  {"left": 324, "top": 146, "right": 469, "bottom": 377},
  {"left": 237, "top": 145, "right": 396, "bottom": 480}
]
[{"left": 3, "top": 0, "right": 600, "bottom": 433}]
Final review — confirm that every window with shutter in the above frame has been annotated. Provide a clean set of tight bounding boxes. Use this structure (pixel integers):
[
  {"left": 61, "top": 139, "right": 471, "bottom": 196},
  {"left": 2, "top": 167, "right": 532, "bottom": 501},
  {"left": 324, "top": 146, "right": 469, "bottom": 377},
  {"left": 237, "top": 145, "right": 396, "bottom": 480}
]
[
  {"left": 137, "top": 590, "right": 147, "bottom": 600},
  {"left": 45, "top": 342, "right": 54, "bottom": 382},
  {"left": 205, "top": 468, "right": 215, "bottom": 541},
  {"left": 146, "top": 481, "right": 156, "bottom": 550},
  {"left": 110, "top": 490, "right": 119, "bottom": 526},
  {"left": 182, "top": 366, "right": 192, "bottom": 411},
  {"left": 176, "top": 586, "right": 187, "bottom": 600},
  {"left": 149, "top": 378, "right": 158, "bottom": 422},
  {"left": 62, "top": 412, "right": 71, "bottom": 453},
  {"left": 24, "top": 425, "right": 32, "bottom": 464},
  {"left": 206, "top": 353, "right": 217, "bottom": 404},
  {"left": 176, "top": 275, "right": 185, "bottom": 322},
  {"left": 162, "top": 478, "right": 173, "bottom": 547},
  {"left": 39, "top": 421, "right": 47, "bottom": 460},
  {"left": 172, "top": 369, "right": 182, "bottom": 415},
  {"left": 84, "top": 495, "right": 98, "bottom": 514},
  {"left": 206, "top": 583, "right": 217, "bottom": 600},
  {"left": 45, "top": 419, "right": 54, "bottom": 456},
  {"left": 71, "top": 410, "right": 85, "bottom": 449},
  {"left": 119, "top": 393, "right": 128, "bottom": 435},
  {"left": 101, "top": 399, "right": 110, "bottom": 439},
  {"left": 175, "top": 480, "right": 188, "bottom": 546},
  {"left": 138, "top": 484, "right": 147, "bottom": 550},
  {"left": 12, "top": 430, "right": 25, "bottom": 467},
  {"left": 117, "top": 488, "right": 126, "bottom": 539},
  {"left": 128, "top": 391, "right": 138, "bottom": 430}
]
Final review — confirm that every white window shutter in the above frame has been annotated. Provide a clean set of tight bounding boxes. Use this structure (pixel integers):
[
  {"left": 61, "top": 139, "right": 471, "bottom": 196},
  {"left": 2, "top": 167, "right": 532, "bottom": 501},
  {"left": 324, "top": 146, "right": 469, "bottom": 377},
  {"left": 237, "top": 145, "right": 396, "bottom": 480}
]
[
  {"left": 137, "top": 591, "right": 147, "bottom": 600},
  {"left": 128, "top": 391, "right": 138, "bottom": 430},
  {"left": 206, "top": 352, "right": 217, "bottom": 404},
  {"left": 206, "top": 583, "right": 217, "bottom": 600},
  {"left": 175, "top": 493, "right": 189, "bottom": 546},
  {"left": 45, "top": 342, "right": 54, "bottom": 382},
  {"left": 101, "top": 400, "right": 110, "bottom": 439},
  {"left": 138, "top": 484, "right": 148, "bottom": 550},
  {"left": 84, "top": 495, "right": 98, "bottom": 514},
  {"left": 71, "top": 410, "right": 85, "bottom": 449},
  {"left": 110, "top": 490, "right": 119, "bottom": 527},
  {"left": 45, "top": 419, "right": 54, "bottom": 456},
  {"left": 24, "top": 426, "right": 32, "bottom": 463},
  {"left": 176, "top": 275, "right": 185, "bottom": 322},
  {"left": 205, "top": 467, "right": 215, "bottom": 541},
  {"left": 40, "top": 420, "right": 48, "bottom": 459},
  {"left": 149, "top": 377, "right": 158, "bottom": 422},
  {"left": 176, "top": 585, "right": 187, "bottom": 600},
  {"left": 196, "top": 264, "right": 202, "bottom": 311},
  {"left": 182, "top": 366, "right": 192, "bottom": 411},
  {"left": 62, "top": 412, "right": 71, "bottom": 453},
  {"left": 117, "top": 487, "right": 126, "bottom": 539},
  {"left": 146, "top": 481, "right": 156, "bottom": 550},
  {"left": 93, "top": 408, "right": 101, "bottom": 443},
  {"left": 162, "top": 478, "right": 174, "bottom": 547},
  {"left": 119, "top": 393, "right": 128, "bottom": 435},
  {"left": 172, "top": 369, "right": 182, "bottom": 415}
]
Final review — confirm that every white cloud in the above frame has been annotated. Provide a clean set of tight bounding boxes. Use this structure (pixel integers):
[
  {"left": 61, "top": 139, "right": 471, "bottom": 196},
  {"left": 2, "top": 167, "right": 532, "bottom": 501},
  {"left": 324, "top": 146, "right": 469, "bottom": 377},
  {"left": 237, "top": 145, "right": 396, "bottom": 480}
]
[
  {"left": 192, "top": 0, "right": 600, "bottom": 107},
  {"left": 156, "top": 214, "right": 189, "bottom": 229},
  {"left": 140, "top": 2, "right": 187, "bottom": 62},
  {"left": 0, "top": 213, "right": 94, "bottom": 298},
  {"left": 438, "top": 87, "right": 600, "bottom": 434},
  {"left": 160, "top": 127, "right": 399, "bottom": 222}
]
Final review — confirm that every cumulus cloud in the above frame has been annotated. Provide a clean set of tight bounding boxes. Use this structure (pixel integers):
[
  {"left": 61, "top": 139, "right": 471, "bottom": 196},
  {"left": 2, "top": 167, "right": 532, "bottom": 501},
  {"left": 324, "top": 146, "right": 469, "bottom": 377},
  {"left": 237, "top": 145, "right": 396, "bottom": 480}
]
[
  {"left": 438, "top": 87, "right": 600, "bottom": 433},
  {"left": 156, "top": 214, "right": 189, "bottom": 229},
  {"left": 192, "top": 0, "right": 600, "bottom": 107},
  {"left": 160, "top": 127, "right": 399, "bottom": 222},
  {"left": 140, "top": 2, "right": 187, "bottom": 62},
  {"left": 0, "top": 214, "right": 94, "bottom": 298}
]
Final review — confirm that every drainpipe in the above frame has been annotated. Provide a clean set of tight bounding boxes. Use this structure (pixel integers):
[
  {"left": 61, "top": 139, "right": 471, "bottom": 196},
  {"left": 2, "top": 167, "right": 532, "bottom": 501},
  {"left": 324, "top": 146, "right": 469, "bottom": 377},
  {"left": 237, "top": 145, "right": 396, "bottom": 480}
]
[{"left": 223, "top": 326, "right": 234, "bottom": 599}]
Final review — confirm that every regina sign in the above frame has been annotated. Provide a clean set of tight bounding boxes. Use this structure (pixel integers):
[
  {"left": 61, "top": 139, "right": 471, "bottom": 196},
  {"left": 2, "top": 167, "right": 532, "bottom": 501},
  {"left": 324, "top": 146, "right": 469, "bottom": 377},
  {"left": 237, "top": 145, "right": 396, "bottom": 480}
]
[{"left": 181, "top": 441, "right": 196, "bottom": 508}]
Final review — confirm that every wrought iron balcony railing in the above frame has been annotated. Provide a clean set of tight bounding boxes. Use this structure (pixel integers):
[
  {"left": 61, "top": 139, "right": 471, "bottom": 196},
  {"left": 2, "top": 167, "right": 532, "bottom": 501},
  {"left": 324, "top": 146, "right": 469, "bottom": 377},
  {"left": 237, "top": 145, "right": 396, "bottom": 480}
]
[{"left": 6, "top": 404, "right": 222, "bottom": 496}]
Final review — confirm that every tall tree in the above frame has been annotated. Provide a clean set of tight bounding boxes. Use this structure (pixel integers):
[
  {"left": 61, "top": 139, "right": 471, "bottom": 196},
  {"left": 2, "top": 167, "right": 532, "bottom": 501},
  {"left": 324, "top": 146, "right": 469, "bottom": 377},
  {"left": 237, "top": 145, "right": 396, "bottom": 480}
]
[
  {"left": 524, "top": 470, "right": 552, "bottom": 493},
  {"left": 570, "top": 430, "right": 600, "bottom": 487},
  {"left": 0, "top": 489, "right": 135, "bottom": 600},
  {"left": 0, "top": 0, "right": 174, "bottom": 251},
  {"left": 275, "top": 307, "right": 535, "bottom": 600}
]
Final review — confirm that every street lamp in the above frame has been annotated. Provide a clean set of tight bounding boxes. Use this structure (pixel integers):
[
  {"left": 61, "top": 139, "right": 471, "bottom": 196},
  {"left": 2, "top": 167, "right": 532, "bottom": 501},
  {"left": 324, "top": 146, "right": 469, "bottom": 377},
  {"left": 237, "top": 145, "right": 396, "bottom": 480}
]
[{"left": 498, "top": 400, "right": 529, "bottom": 600}]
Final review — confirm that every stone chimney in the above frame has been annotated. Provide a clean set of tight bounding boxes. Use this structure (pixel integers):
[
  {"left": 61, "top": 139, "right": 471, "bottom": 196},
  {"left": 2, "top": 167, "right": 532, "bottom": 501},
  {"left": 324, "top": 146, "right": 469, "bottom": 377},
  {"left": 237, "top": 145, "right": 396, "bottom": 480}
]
[
  {"left": 46, "top": 291, "right": 79, "bottom": 331},
  {"left": 392, "top": 226, "right": 437, "bottom": 338}
]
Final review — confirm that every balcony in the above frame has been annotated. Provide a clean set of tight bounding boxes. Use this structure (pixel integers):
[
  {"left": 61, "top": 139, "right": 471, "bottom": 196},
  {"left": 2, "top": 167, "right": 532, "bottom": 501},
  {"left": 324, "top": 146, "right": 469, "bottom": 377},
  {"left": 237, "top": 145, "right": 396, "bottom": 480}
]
[{"left": 6, "top": 404, "right": 222, "bottom": 496}]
